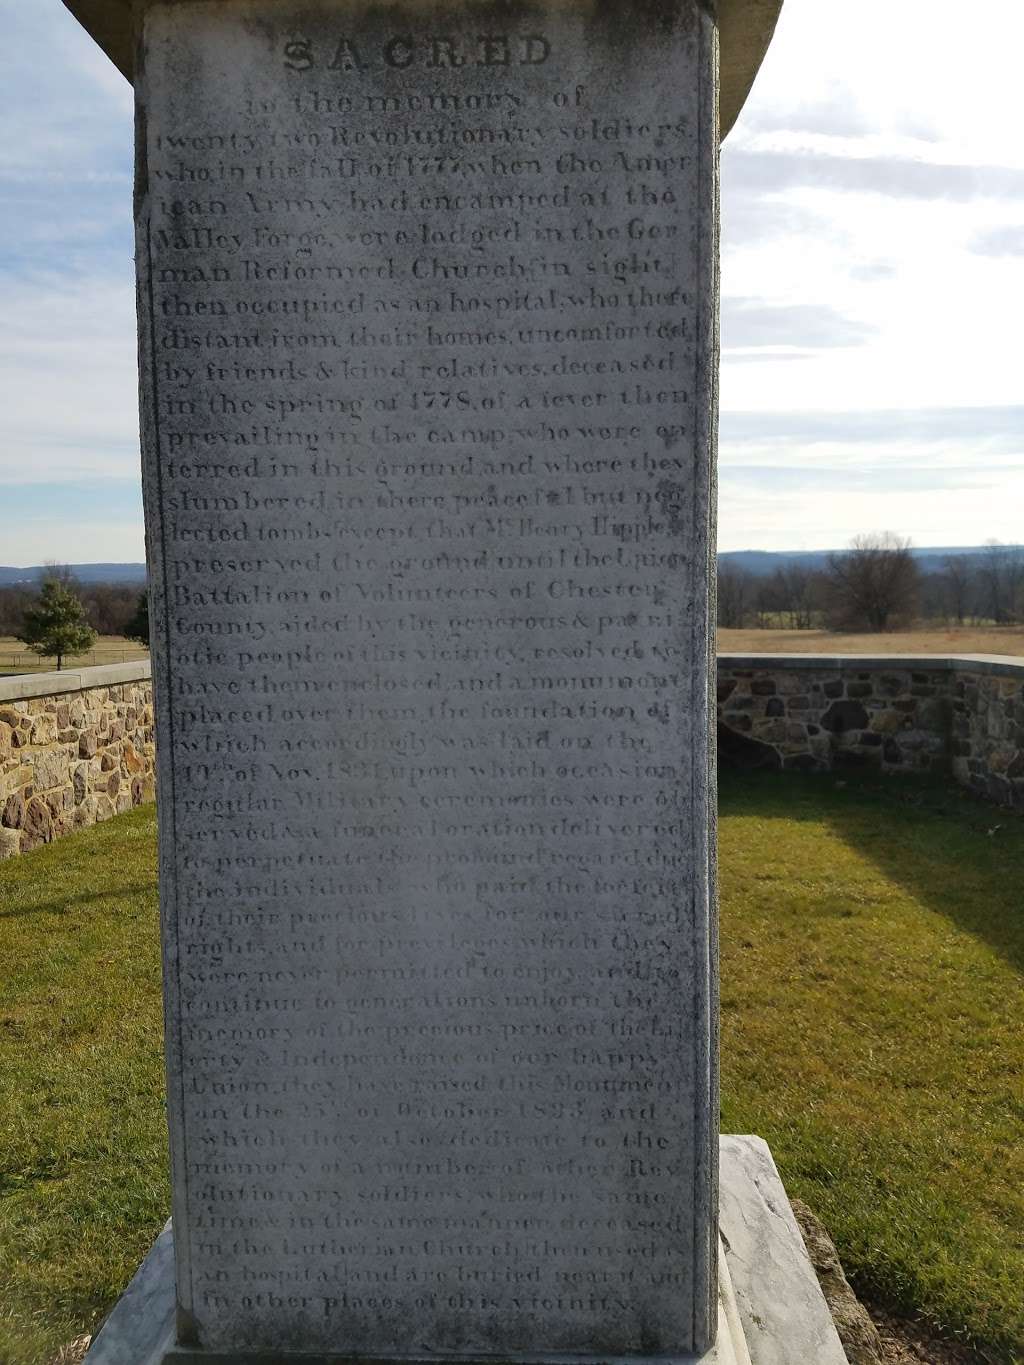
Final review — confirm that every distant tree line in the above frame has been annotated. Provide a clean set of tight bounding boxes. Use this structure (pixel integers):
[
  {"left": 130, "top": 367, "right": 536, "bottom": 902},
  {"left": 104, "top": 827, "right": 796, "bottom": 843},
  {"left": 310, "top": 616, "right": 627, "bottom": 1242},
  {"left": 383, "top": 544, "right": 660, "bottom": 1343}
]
[
  {"left": 0, "top": 578, "right": 147, "bottom": 641},
  {"left": 718, "top": 536, "right": 1024, "bottom": 633},
  {"left": 3, "top": 539, "right": 1022, "bottom": 657}
]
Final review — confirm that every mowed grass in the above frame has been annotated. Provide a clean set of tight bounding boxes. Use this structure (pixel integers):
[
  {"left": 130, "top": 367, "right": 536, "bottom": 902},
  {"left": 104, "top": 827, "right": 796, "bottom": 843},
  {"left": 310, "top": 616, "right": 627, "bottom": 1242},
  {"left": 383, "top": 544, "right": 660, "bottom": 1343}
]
[
  {"left": 0, "top": 808, "right": 167, "bottom": 1365},
  {"left": 0, "top": 636, "right": 149, "bottom": 677},
  {"left": 718, "top": 624, "right": 1024, "bottom": 656},
  {"left": 719, "top": 770, "right": 1024, "bottom": 1362},
  {"left": 1, "top": 783, "right": 1023, "bottom": 1360}
]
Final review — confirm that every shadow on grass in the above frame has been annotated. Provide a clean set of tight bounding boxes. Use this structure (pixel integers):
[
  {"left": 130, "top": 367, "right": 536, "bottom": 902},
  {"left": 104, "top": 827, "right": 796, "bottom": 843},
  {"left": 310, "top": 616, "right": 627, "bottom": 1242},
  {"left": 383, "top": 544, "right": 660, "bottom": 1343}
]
[
  {"left": 718, "top": 766, "right": 1024, "bottom": 976},
  {"left": 0, "top": 883, "right": 157, "bottom": 922}
]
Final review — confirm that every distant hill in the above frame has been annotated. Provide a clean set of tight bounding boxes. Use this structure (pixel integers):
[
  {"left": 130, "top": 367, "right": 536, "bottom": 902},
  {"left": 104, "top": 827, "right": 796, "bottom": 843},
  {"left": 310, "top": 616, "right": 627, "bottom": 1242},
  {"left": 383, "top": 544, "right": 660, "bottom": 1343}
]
[
  {"left": 719, "top": 546, "right": 1022, "bottom": 578},
  {"left": 0, "top": 549, "right": 1017, "bottom": 588},
  {"left": 0, "top": 564, "right": 148, "bottom": 587}
]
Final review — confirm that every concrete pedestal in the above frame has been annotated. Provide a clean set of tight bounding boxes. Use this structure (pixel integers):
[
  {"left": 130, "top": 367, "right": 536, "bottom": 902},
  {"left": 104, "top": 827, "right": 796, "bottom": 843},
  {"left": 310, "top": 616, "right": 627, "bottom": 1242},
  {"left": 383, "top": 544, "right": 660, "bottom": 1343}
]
[{"left": 84, "top": 1138, "right": 846, "bottom": 1365}]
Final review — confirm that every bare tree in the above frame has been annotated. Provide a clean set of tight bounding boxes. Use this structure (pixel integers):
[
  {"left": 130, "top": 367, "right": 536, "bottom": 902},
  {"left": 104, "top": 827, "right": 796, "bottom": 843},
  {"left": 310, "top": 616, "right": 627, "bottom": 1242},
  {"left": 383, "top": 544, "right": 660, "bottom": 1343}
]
[
  {"left": 754, "top": 576, "right": 781, "bottom": 629},
  {"left": 717, "top": 565, "right": 752, "bottom": 629},
  {"left": 978, "top": 541, "right": 1024, "bottom": 624},
  {"left": 39, "top": 561, "right": 78, "bottom": 588},
  {"left": 940, "top": 554, "right": 973, "bottom": 626},
  {"left": 825, "top": 533, "right": 920, "bottom": 633},
  {"left": 774, "top": 564, "right": 821, "bottom": 630}
]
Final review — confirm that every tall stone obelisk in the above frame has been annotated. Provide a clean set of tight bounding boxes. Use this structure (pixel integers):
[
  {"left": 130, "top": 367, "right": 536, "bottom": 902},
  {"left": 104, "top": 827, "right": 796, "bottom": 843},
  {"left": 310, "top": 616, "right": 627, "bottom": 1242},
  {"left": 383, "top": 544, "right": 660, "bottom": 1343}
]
[{"left": 63, "top": 5, "right": 850, "bottom": 1365}]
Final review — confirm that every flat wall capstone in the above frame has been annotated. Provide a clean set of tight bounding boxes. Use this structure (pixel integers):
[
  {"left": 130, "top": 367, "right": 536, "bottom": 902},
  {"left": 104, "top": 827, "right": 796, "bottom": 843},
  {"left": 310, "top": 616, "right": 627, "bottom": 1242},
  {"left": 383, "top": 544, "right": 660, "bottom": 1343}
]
[
  {"left": 718, "top": 653, "right": 1024, "bottom": 809},
  {"left": 0, "top": 662, "right": 154, "bottom": 859}
]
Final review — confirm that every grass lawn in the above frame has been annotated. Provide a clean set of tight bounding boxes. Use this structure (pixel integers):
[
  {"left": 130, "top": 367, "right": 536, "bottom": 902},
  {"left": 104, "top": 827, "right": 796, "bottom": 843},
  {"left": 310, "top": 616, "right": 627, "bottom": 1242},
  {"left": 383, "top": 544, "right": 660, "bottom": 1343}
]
[
  {"left": 719, "top": 771, "right": 1024, "bottom": 1363},
  {"left": 0, "top": 636, "right": 149, "bottom": 677},
  {"left": 0, "top": 810, "right": 167, "bottom": 1365},
  {"left": 1, "top": 779, "right": 1022, "bottom": 1361}
]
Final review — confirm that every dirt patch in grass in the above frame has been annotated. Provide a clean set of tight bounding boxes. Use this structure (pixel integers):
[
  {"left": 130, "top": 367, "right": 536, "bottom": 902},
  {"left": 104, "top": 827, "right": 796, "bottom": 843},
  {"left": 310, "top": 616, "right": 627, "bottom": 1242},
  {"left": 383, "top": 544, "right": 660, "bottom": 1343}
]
[
  {"left": 47, "top": 1336, "right": 91, "bottom": 1365},
  {"left": 871, "top": 1307, "right": 1001, "bottom": 1365}
]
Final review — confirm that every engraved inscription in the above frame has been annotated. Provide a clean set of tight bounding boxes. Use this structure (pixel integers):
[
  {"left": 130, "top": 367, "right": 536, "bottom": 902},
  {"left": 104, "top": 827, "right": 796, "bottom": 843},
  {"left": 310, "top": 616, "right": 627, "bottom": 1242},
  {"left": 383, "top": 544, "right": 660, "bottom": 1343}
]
[{"left": 139, "top": 0, "right": 713, "bottom": 1355}]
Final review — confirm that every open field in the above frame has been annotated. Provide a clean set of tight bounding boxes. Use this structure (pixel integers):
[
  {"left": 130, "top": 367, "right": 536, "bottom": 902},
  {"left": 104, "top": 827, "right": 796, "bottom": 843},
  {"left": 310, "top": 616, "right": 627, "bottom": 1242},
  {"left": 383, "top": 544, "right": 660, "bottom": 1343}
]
[
  {"left": 1, "top": 781, "right": 1023, "bottom": 1362},
  {"left": 718, "top": 625, "right": 1024, "bottom": 656},
  {"left": 0, "top": 636, "right": 149, "bottom": 676},
  {"left": 2, "top": 630, "right": 1021, "bottom": 677}
]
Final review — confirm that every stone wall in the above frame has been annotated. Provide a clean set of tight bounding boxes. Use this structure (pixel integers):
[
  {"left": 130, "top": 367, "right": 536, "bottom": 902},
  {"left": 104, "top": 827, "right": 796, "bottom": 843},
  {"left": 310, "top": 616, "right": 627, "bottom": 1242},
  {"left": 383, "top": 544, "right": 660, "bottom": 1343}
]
[
  {"left": 0, "top": 662, "right": 154, "bottom": 859},
  {"left": 952, "top": 664, "right": 1024, "bottom": 807},
  {"left": 1, "top": 655, "right": 1020, "bottom": 864},
  {"left": 718, "top": 654, "right": 1024, "bottom": 809}
]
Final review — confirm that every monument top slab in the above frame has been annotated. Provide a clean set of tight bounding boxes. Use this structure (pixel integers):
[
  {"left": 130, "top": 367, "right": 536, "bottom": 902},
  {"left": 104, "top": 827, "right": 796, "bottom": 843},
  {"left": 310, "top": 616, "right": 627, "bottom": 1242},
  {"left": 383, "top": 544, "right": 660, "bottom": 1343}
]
[{"left": 60, "top": 0, "right": 781, "bottom": 138}]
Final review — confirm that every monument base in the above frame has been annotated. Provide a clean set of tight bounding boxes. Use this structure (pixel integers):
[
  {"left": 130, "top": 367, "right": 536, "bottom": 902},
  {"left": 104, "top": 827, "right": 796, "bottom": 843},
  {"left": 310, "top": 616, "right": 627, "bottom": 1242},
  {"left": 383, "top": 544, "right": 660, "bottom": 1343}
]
[
  {"left": 84, "top": 1139, "right": 846, "bottom": 1365},
  {"left": 157, "top": 1246, "right": 753, "bottom": 1365}
]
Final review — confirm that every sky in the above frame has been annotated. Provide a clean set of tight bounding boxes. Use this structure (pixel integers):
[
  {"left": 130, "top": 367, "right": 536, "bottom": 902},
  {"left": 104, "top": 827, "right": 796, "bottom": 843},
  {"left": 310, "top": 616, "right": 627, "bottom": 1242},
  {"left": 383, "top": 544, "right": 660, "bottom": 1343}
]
[{"left": 0, "top": 0, "right": 1022, "bottom": 564}]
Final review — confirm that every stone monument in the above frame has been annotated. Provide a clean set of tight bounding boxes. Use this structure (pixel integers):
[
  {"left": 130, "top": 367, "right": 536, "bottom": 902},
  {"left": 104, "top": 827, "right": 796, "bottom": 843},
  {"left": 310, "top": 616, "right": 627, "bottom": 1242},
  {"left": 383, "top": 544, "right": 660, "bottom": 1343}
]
[{"left": 62, "top": 0, "right": 846, "bottom": 1360}]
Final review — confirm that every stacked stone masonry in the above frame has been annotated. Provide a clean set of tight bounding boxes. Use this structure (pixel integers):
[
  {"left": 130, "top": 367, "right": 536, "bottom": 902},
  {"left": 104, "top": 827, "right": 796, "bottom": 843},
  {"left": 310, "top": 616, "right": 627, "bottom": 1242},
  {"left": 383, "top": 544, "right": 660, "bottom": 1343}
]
[
  {"left": 718, "top": 654, "right": 1024, "bottom": 809},
  {"left": 0, "top": 663, "right": 155, "bottom": 860},
  {"left": 1, "top": 656, "right": 1020, "bottom": 864}
]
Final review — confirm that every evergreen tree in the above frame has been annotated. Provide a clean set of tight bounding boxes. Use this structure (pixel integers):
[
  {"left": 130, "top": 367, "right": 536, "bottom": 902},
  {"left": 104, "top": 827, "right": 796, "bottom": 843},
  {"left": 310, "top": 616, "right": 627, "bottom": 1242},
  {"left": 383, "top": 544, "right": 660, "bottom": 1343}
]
[
  {"left": 17, "top": 579, "right": 97, "bottom": 671},
  {"left": 124, "top": 590, "right": 150, "bottom": 647}
]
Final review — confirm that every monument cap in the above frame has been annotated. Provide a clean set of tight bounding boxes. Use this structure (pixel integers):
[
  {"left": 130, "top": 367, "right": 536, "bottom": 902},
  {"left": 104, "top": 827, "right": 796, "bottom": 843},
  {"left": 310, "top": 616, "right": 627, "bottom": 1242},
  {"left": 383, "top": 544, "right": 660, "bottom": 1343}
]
[{"left": 61, "top": 0, "right": 781, "bottom": 138}]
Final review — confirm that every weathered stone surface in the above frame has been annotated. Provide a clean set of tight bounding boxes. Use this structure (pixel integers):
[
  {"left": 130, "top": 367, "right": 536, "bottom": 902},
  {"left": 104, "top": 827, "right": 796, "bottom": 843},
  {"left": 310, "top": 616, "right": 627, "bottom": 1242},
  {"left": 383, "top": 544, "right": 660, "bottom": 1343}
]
[
  {"left": 136, "top": 0, "right": 718, "bottom": 1354},
  {"left": 1, "top": 791, "right": 25, "bottom": 830},
  {"left": 719, "top": 1138, "right": 847, "bottom": 1365},
  {"left": 122, "top": 741, "right": 144, "bottom": 775},
  {"left": 62, "top": 0, "right": 782, "bottom": 141},
  {"left": 84, "top": 1220, "right": 177, "bottom": 1365},
  {"left": 34, "top": 747, "right": 72, "bottom": 793},
  {"left": 821, "top": 699, "right": 870, "bottom": 734},
  {"left": 718, "top": 655, "right": 1024, "bottom": 806},
  {"left": 22, "top": 796, "right": 53, "bottom": 850},
  {"left": 30, "top": 713, "right": 58, "bottom": 745},
  {"left": 86, "top": 1139, "right": 847, "bottom": 1365},
  {"left": 0, "top": 826, "right": 20, "bottom": 860},
  {"left": 791, "top": 1199, "right": 883, "bottom": 1365}
]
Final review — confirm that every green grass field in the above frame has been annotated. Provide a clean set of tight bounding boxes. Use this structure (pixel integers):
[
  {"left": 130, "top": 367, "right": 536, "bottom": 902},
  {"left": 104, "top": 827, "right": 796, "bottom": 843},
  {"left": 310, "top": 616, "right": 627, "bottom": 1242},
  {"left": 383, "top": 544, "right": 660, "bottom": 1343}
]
[
  {"left": 0, "top": 636, "right": 149, "bottom": 677},
  {"left": 718, "top": 771, "right": 1024, "bottom": 1362},
  {"left": 1, "top": 778, "right": 1022, "bottom": 1362},
  {"left": 0, "top": 811, "right": 166, "bottom": 1365}
]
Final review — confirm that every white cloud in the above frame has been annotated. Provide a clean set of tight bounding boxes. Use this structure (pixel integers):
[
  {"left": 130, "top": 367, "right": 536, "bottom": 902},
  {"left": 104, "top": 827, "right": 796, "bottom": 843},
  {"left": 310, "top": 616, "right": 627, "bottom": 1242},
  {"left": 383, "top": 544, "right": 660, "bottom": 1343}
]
[
  {"left": 0, "top": 2, "right": 139, "bottom": 510},
  {"left": 1, "top": 0, "right": 1021, "bottom": 559},
  {"left": 719, "top": 0, "right": 1024, "bottom": 547},
  {"left": 0, "top": 273, "right": 139, "bottom": 485}
]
